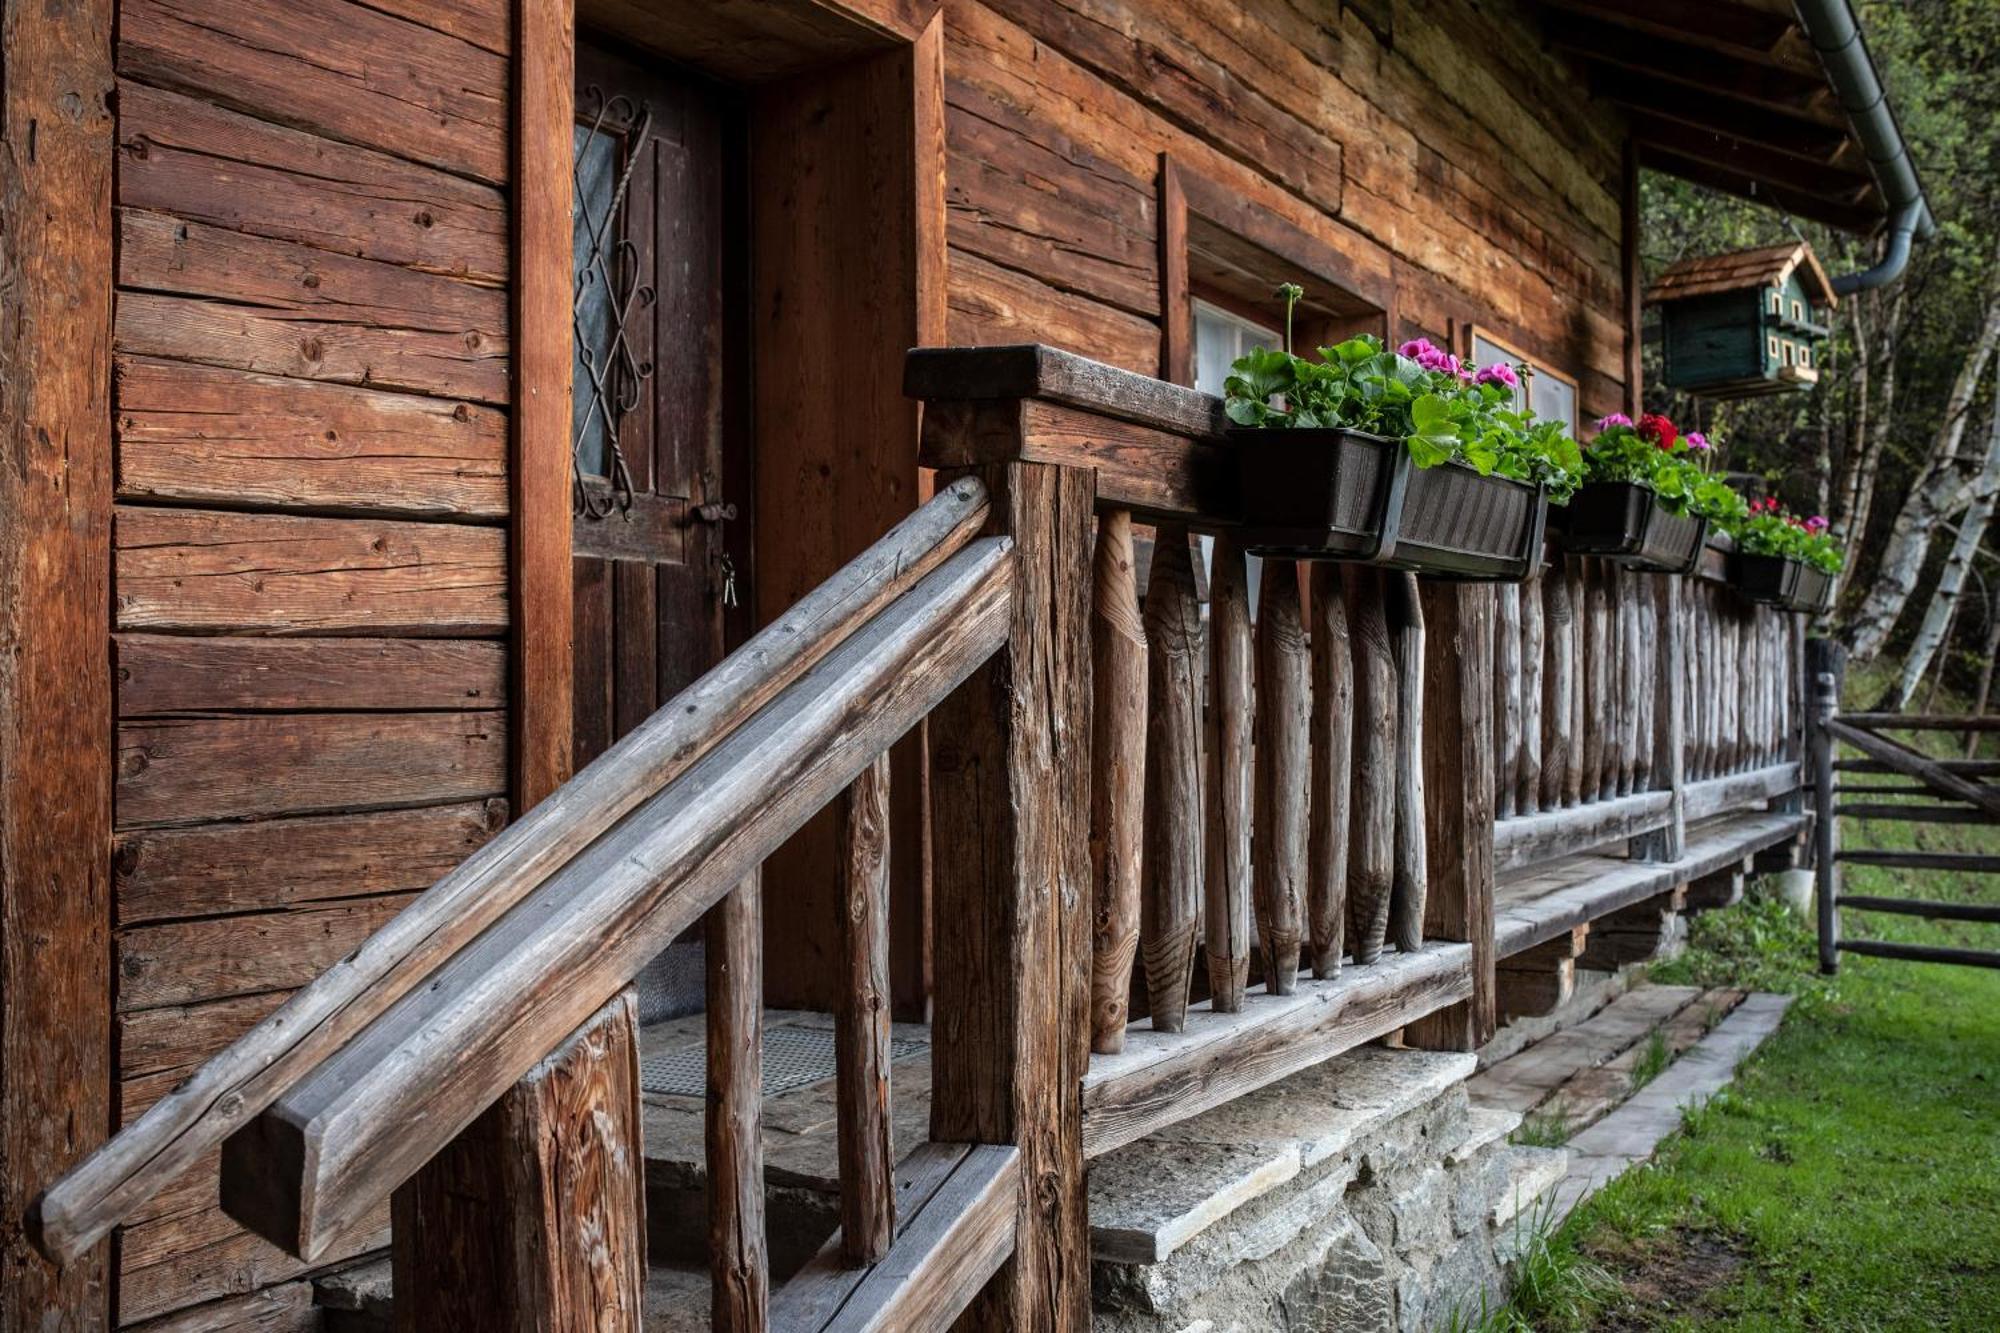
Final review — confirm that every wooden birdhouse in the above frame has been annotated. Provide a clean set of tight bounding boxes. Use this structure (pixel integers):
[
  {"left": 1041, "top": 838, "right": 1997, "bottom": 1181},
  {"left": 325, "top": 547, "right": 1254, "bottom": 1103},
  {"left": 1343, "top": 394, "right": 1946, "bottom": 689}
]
[{"left": 1646, "top": 242, "right": 1838, "bottom": 399}]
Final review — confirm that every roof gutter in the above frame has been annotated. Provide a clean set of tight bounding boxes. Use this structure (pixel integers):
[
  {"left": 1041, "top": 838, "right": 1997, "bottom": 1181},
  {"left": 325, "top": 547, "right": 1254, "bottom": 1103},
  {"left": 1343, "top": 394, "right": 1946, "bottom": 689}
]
[{"left": 1793, "top": 0, "right": 1934, "bottom": 294}]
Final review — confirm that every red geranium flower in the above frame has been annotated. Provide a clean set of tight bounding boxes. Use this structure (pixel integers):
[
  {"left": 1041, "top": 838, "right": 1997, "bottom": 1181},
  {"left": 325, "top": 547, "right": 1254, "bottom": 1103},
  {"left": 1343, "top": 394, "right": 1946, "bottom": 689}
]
[{"left": 1637, "top": 413, "right": 1678, "bottom": 450}]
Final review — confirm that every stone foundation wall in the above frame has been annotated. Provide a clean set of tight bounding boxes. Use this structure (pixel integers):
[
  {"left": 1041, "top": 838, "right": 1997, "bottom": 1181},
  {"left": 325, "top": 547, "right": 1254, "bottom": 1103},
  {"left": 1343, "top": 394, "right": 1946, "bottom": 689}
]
[{"left": 1091, "top": 1049, "right": 1561, "bottom": 1333}]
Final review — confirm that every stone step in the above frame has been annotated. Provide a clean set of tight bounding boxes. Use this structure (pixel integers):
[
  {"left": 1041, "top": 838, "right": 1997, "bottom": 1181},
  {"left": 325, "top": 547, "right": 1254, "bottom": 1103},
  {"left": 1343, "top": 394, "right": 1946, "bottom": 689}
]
[
  {"left": 1491, "top": 1145, "right": 1568, "bottom": 1233},
  {"left": 1088, "top": 1047, "right": 1475, "bottom": 1267}
]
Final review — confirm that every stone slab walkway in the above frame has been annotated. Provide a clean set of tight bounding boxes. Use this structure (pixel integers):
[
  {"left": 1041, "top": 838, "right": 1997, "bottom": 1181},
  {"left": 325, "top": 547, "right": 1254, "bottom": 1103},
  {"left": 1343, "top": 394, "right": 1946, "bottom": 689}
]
[{"left": 1549, "top": 992, "right": 1792, "bottom": 1218}]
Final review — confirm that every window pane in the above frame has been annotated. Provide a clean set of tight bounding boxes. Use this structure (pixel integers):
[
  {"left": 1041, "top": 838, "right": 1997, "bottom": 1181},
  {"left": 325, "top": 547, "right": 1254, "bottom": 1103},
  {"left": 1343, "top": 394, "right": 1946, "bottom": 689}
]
[{"left": 572, "top": 125, "right": 619, "bottom": 479}]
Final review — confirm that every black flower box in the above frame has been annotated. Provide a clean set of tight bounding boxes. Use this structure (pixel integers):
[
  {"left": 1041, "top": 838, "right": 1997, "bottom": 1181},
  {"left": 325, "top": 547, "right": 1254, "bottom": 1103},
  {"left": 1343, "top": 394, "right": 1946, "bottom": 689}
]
[
  {"left": 1556, "top": 481, "right": 1709, "bottom": 575},
  {"left": 1232, "top": 428, "right": 1547, "bottom": 582}
]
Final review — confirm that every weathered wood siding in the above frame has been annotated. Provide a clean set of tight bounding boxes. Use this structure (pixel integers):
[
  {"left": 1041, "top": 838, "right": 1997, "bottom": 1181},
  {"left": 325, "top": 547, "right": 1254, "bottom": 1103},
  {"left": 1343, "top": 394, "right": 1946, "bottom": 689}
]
[
  {"left": 941, "top": 0, "right": 1630, "bottom": 416},
  {"left": 108, "top": 0, "right": 511, "bottom": 1322}
]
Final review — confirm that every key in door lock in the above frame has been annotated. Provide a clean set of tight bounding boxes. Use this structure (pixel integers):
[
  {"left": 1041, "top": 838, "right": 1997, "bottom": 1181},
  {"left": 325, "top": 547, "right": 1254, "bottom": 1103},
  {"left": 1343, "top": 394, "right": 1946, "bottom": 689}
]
[{"left": 695, "top": 501, "right": 737, "bottom": 524}]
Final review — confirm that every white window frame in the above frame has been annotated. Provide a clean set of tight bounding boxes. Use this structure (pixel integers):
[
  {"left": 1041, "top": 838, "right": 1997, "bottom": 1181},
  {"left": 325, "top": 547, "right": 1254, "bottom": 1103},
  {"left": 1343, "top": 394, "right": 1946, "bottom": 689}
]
[
  {"left": 1191, "top": 298, "right": 1282, "bottom": 397},
  {"left": 1469, "top": 328, "right": 1578, "bottom": 439}
]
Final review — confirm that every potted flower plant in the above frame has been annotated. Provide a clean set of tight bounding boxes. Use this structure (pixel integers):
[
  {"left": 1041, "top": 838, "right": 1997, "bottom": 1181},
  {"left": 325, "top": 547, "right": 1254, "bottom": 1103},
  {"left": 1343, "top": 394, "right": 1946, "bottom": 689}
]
[
  {"left": 1556, "top": 413, "right": 1744, "bottom": 574},
  {"left": 1722, "top": 496, "right": 1841, "bottom": 612},
  {"left": 1224, "top": 287, "right": 1583, "bottom": 581}
]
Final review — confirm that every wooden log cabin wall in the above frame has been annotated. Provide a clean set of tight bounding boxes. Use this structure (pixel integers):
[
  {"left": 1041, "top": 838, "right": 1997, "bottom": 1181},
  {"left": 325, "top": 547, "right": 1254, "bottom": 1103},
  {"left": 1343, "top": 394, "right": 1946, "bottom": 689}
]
[
  {"left": 1, "top": 0, "right": 1838, "bottom": 1326},
  {"left": 102, "top": 0, "right": 514, "bottom": 1322}
]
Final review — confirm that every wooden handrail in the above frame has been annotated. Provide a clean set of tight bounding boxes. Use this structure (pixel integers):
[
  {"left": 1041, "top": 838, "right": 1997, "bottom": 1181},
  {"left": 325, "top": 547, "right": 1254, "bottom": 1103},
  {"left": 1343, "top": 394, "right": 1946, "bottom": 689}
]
[
  {"left": 219, "top": 537, "right": 1016, "bottom": 1259},
  {"left": 28, "top": 478, "right": 994, "bottom": 1265}
]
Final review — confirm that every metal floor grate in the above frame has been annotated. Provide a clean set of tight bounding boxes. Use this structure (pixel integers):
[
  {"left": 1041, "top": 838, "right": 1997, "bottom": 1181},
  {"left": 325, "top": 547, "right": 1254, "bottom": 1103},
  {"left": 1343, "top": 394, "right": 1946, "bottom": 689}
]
[{"left": 640, "top": 1024, "right": 929, "bottom": 1099}]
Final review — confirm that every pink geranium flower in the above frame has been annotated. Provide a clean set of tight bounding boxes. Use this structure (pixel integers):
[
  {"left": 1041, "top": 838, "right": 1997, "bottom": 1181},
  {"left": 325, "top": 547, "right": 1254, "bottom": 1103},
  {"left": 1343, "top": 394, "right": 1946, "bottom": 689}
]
[
  {"left": 1475, "top": 364, "right": 1519, "bottom": 389},
  {"left": 1686, "top": 431, "right": 1710, "bottom": 451},
  {"left": 1595, "top": 412, "right": 1633, "bottom": 430},
  {"left": 1805, "top": 515, "right": 1829, "bottom": 533},
  {"left": 1398, "top": 338, "right": 1439, "bottom": 359}
]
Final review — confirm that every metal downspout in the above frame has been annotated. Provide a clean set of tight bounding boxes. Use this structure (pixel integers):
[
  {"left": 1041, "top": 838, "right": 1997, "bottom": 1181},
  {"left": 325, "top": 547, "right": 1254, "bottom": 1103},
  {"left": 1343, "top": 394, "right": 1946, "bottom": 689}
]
[{"left": 1793, "top": 0, "right": 1934, "bottom": 293}]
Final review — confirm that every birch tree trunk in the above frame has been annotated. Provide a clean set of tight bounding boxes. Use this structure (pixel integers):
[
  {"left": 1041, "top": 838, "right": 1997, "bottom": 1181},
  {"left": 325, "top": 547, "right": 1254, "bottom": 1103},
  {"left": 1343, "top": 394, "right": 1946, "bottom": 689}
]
[
  {"left": 1893, "top": 366, "right": 2000, "bottom": 706},
  {"left": 1845, "top": 256, "right": 2000, "bottom": 660}
]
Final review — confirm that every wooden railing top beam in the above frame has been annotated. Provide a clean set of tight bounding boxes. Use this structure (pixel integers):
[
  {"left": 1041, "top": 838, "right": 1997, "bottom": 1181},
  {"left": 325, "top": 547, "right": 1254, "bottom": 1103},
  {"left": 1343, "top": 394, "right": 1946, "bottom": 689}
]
[
  {"left": 221, "top": 538, "right": 1017, "bottom": 1261},
  {"left": 28, "top": 479, "right": 994, "bottom": 1267}
]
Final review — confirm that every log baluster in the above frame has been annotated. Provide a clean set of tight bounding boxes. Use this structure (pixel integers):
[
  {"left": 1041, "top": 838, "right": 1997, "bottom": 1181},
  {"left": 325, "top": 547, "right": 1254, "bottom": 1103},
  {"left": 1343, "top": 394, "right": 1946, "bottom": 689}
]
[
  {"left": 1205, "top": 532, "right": 1254, "bottom": 1009},
  {"left": 1543, "top": 559, "right": 1575, "bottom": 810},
  {"left": 1493, "top": 583, "right": 1521, "bottom": 819},
  {"left": 1089, "top": 510, "right": 1147, "bottom": 1049},
  {"left": 1623, "top": 568, "right": 1644, "bottom": 794},
  {"left": 1254, "top": 557, "right": 1309, "bottom": 994},
  {"left": 835, "top": 758, "right": 894, "bottom": 1263},
  {"left": 1583, "top": 559, "right": 1609, "bottom": 802},
  {"left": 1519, "top": 564, "right": 1544, "bottom": 816},
  {"left": 1608, "top": 566, "right": 1630, "bottom": 797},
  {"left": 1566, "top": 559, "right": 1587, "bottom": 807},
  {"left": 1346, "top": 567, "right": 1396, "bottom": 964},
  {"left": 708, "top": 872, "right": 768, "bottom": 1332},
  {"left": 1389, "top": 572, "right": 1428, "bottom": 955},
  {"left": 1141, "top": 525, "right": 1203, "bottom": 1030},
  {"left": 1307, "top": 564, "right": 1353, "bottom": 979}
]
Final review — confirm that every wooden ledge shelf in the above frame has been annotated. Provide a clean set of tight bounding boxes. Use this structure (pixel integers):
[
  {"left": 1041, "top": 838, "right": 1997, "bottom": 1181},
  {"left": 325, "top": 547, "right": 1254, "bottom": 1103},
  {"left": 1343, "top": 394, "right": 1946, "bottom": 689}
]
[
  {"left": 1493, "top": 763, "right": 1799, "bottom": 875},
  {"left": 1494, "top": 810, "right": 1806, "bottom": 961},
  {"left": 1079, "top": 943, "right": 1474, "bottom": 1160}
]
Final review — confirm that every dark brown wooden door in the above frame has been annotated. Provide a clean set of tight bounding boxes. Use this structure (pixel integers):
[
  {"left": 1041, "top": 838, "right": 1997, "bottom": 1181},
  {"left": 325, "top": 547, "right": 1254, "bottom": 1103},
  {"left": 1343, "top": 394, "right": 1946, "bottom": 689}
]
[{"left": 569, "top": 42, "right": 745, "bottom": 771}]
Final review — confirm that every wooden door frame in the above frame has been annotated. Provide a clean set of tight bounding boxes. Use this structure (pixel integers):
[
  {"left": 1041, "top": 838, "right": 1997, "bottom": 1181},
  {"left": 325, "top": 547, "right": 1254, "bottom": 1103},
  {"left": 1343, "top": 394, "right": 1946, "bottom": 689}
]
[
  {"left": 514, "top": 0, "right": 577, "bottom": 809},
  {"left": 0, "top": 0, "right": 117, "bottom": 1322}
]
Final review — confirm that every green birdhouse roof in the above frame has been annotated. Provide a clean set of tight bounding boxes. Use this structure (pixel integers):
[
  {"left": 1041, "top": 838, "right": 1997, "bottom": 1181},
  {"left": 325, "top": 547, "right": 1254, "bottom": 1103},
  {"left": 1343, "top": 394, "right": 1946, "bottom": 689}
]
[{"left": 1645, "top": 242, "right": 1839, "bottom": 310}]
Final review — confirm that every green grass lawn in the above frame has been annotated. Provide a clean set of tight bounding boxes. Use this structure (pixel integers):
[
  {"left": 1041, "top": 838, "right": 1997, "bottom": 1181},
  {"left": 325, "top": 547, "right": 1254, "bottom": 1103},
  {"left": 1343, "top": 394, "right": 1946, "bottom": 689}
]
[{"left": 1493, "top": 680, "right": 2000, "bottom": 1331}]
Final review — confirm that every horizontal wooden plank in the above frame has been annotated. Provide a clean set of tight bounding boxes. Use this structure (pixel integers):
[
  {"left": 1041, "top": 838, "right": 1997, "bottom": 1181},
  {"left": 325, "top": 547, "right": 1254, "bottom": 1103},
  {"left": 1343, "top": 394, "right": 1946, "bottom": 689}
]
[
  {"left": 1835, "top": 939, "right": 2000, "bottom": 969},
  {"left": 1681, "top": 761, "right": 1798, "bottom": 822},
  {"left": 121, "top": 1276, "right": 320, "bottom": 1332},
  {"left": 116, "top": 358, "right": 507, "bottom": 517},
  {"left": 1080, "top": 943, "right": 1474, "bottom": 1159},
  {"left": 116, "top": 800, "right": 507, "bottom": 925},
  {"left": 114, "top": 507, "right": 508, "bottom": 636},
  {"left": 121, "top": 995, "right": 290, "bottom": 1107},
  {"left": 117, "top": 635, "right": 506, "bottom": 714},
  {"left": 120, "top": 0, "right": 508, "bottom": 185},
  {"left": 1839, "top": 712, "right": 2000, "bottom": 733},
  {"left": 1836, "top": 850, "right": 2000, "bottom": 873},
  {"left": 906, "top": 342, "right": 1222, "bottom": 440},
  {"left": 920, "top": 398, "right": 1235, "bottom": 523},
  {"left": 1836, "top": 757, "right": 2000, "bottom": 777},
  {"left": 1835, "top": 802, "right": 1995, "bottom": 825},
  {"left": 944, "top": 253, "right": 1161, "bottom": 377},
  {"left": 117, "top": 712, "right": 505, "bottom": 828},
  {"left": 1826, "top": 720, "right": 2000, "bottom": 819},
  {"left": 121, "top": 209, "right": 505, "bottom": 338},
  {"left": 116, "top": 290, "right": 508, "bottom": 406},
  {"left": 119, "top": 893, "right": 417, "bottom": 1012},
  {"left": 816, "top": 1144, "right": 1018, "bottom": 1333},
  {"left": 1493, "top": 811, "right": 1807, "bottom": 959},
  {"left": 117, "top": 81, "right": 506, "bottom": 282},
  {"left": 352, "top": 0, "right": 510, "bottom": 55},
  {"left": 121, "top": 1192, "right": 388, "bottom": 1325},
  {"left": 1492, "top": 790, "right": 1675, "bottom": 873},
  {"left": 1836, "top": 895, "right": 2000, "bottom": 924}
]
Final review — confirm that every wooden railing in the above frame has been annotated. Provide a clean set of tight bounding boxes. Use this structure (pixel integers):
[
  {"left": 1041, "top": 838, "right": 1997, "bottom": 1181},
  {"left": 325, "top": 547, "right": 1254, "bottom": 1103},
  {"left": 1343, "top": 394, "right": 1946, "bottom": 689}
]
[
  {"left": 30, "top": 344, "right": 1818, "bottom": 1331},
  {"left": 32, "top": 479, "right": 1046, "bottom": 1331}
]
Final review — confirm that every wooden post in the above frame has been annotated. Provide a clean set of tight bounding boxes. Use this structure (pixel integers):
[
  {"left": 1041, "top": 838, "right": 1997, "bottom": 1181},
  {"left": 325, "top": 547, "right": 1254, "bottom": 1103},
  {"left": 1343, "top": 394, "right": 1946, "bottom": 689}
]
[
  {"left": 1140, "top": 525, "right": 1203, "bottom": 1029},
  {"left": 392, "top": 990, "right": 646, "bottom": 1333},
  {"left": 1090, "top": 510, "right": 1148, "bottom": 1045},
  {"left": 836, "top": 758, "right": 895, "bottom": 1262},
  {"left": 1809, "top": 638, "right": 1844, "bottom": 975},
  {"left": 1389, "top": 573, "right": 1428, "bottom": 955},
  {"left": 1347, "top": 568, "right": 1397, "bottom": 964},
  {"left": 709, "top": 872, "right": 768, "bottom": 1330},
  {"left": 1, "top": 0, "right": 115, "bottom": 1319},
  {"left": 1206, "top": 533, "right": 1253, "bottom": 1009},
  {"left": 1254, "top": 559, "right": 1310, "bottom": 994},
  {"left": 1404, "top": 584, "right": 1497, "bottom": 1052},
  {"left": 929, "top": 460, "right": 1093, "bottom": 1331},
  {"left": 1308, "top": 566, "right": 1353, "bottom": 979}
]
